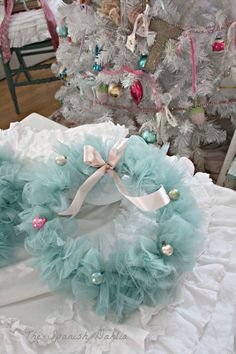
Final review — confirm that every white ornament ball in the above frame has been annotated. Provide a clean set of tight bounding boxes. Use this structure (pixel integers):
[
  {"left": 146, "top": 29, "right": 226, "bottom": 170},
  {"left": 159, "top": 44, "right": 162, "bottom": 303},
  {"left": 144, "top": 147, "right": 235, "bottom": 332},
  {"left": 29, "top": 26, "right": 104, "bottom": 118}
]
[
  {"left": 55, "top": 155, "right": 67, "bottom": 166},
  {"left": 161, "top": 244, "right": 174, "bottom": 256}
]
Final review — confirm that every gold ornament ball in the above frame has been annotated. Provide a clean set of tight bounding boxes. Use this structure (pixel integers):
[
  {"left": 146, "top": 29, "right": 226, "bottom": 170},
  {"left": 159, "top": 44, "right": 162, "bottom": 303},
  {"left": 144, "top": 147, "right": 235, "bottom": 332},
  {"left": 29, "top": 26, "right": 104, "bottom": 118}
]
[
  {"left": 161, "top": 244, "right": 174, "bottom": 256},
  {"left": 108, "top": 83, "right": 123, "bottom": 98},
  {"left": 168, "top": 188, "right": 180, "bottom": 201}
]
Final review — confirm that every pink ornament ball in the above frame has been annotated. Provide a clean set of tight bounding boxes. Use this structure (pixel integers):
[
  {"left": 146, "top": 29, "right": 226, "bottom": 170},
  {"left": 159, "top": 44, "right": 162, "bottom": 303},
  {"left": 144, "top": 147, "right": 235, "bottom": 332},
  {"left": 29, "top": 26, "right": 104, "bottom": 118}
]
[
  {"left": 189, "top": 107, "right": 205, "bottom": 126},
  {"left": 212, "top": 39, "right": 225, "bottom": 52},
  {"left": 32, "top": 217, "right": 48, "bottom": 230},
  {"left": 130, "top": 80, "right": 143, "bottom": 105}
]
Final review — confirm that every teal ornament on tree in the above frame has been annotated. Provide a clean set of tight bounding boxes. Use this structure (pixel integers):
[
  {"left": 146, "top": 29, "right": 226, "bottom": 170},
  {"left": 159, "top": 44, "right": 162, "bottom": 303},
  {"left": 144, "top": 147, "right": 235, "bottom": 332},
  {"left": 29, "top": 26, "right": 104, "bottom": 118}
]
[
  {"left": 138, "top": 54, "right": 148, "bottom": 70},
  {"left": 93, "top": 45, "right": 103, "bottom": 72},
  {"left": 56, "top": 25, "right": 68, "bottom": 38},
  {"left": 58, "top": 68, "right": 67, "bottom": 81},
  {"left": 140, "top": 130, "right": 157, "bottom": 144}
]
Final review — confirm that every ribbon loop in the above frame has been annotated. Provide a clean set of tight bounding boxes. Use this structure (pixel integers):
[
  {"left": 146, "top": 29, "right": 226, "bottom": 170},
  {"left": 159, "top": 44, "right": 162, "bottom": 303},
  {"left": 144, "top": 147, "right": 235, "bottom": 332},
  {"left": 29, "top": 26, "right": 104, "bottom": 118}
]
[{"left": 58, "top": 139, "right": 170, "bottom": 217}]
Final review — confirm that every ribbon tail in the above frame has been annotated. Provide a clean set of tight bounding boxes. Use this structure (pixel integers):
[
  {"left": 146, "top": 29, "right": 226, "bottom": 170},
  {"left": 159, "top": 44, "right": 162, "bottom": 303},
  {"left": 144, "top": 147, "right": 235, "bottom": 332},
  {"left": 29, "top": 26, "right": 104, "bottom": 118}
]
[
  {"left": 110, "top": 171, "right": 170, "bottom": 212},
  {"left": 58, "top": 166, "right": 106, "bottom": 217},
  {"left": 40, "top": 0, "right": 59, "bottom": 50}
]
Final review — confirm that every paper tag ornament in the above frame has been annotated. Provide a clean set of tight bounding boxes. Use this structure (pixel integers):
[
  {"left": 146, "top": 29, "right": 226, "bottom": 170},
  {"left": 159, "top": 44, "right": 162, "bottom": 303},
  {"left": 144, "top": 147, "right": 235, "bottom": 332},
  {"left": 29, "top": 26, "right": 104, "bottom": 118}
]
[{"left": 126, "top": 4, "right": 150, "bottom": 52}]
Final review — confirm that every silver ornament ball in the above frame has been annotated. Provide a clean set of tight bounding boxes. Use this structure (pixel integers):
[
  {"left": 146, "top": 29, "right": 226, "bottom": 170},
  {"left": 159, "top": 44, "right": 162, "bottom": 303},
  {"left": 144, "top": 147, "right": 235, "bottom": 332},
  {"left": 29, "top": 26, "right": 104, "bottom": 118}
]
[
  {"left": 168, "top": 188, "right": 180, "bottom": 201},
  {"left": 55, "top": 155, "right": 67, "bottom": 166},
  {"left": 91, "top": 272, "right": 104, "bottom": 285},
  {"left": 161, "top": 244, "right": 174, "bottom": 256}
]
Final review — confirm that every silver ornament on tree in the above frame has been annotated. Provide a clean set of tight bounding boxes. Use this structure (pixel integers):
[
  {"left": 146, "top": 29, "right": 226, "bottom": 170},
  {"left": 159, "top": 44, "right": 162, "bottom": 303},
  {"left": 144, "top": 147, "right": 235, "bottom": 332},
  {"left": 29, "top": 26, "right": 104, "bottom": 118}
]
[{"left": 91, "top": 272, "right": 104, "bottom": 285}]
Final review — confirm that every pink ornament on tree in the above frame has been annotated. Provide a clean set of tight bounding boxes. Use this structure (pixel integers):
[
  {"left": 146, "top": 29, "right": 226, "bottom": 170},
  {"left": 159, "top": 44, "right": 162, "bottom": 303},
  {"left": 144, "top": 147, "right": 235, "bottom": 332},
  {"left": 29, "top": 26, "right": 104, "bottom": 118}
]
[
  {"left": 212, "top": 36, "right": 225, "bottom": 52},
  {"left": 189, "top": 107, "right": 205, "bottom": 126},
  {"left": 130, "top": 80, "right": 143, "bottom": 105},
  {"left": 32, "top": 217, "right": 48, "bottom": 230}
]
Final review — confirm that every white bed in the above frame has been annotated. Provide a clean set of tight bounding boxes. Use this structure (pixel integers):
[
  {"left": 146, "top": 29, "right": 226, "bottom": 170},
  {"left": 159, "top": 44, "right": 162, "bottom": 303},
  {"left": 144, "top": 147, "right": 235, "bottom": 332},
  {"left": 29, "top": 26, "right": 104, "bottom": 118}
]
[{"left": 0, "top": 114, "right": 236, "bottom": 354}]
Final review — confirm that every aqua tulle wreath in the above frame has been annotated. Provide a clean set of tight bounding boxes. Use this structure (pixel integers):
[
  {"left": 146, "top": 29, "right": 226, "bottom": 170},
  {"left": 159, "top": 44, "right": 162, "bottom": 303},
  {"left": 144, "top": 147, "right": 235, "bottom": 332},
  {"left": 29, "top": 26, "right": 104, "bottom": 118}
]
[
  {"left": 0, "top": 146, "right": 26, "bottom": 267},
  {"left": 19, "top": 136, "right": 203, "bottom": 321}
]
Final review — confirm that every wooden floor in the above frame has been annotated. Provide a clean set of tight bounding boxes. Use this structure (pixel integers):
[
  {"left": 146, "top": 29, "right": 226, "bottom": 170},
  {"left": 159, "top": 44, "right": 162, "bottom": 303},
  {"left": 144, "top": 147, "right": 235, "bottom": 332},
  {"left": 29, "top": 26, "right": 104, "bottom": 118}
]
[{"left": 0, "top": 63, "right": 62, "bottom": 130}]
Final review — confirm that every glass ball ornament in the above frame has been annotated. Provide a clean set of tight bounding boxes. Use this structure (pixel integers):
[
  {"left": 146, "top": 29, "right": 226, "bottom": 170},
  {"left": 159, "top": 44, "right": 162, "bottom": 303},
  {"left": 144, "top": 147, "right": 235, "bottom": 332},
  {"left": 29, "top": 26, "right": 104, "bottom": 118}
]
[
  {"left": 96, "top": 83, "right": 109, "bottom": 104},
  {"left": 58, "top": 68, "right": 67, "bottom": 81},
  {"left": 130, "top": 80, "right": 143, "bottom": 105},
  {"left": 108, "top": 83, "right": 123, "bottom": 98},
  {"left": 212, "top": 35, "right": 225, "bottom": 52},
  {"left": 56, "top": 25, "right": 68, "bottom": 38},
  {"left": 32, "top": 217, "right": 47, "bottom": 230},
  {"left": 161, "top": 243, "right": 174, "bottom": 256},
  {"left": 140, "top": 130, "right": 157, "bottom": 144},
  {"left": 168, "top": 188, "right": 180, "bottom": 201},
  {"left": 91, "top": 272, "right": 104, "bottom": 285},
  {"left": 92, "top": 63, "right": 103, "bottom": 72},
  {"left": 55, "top": 155, "right": 67, "bottom": 166},
  {"left": 138, "top": 54, "right": 148, "bottom": 70},
  {"left": 189, "top": 107, "right": 205, "bottom": 126}
]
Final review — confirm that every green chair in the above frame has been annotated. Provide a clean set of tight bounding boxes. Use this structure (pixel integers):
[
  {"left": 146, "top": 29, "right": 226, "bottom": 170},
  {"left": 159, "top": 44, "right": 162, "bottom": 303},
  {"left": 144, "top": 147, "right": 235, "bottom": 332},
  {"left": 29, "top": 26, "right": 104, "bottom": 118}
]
[{"left": 0, "top": 38, "right": 59, "bottom": 114}]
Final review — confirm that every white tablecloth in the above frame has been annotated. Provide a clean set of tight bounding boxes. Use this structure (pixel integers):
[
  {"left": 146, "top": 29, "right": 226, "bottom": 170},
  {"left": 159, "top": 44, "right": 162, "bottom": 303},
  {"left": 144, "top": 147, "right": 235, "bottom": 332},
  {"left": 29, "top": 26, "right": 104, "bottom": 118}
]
[{"left": 0, "top": 116, "right": 236, "bottom": 354}]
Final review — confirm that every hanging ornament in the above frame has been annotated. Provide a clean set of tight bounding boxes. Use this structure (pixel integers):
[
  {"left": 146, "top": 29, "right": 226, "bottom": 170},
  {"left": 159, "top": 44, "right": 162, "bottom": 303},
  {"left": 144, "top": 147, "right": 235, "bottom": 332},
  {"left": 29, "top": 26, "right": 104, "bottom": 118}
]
[
  {"left": 189, "top": 107, "right": 206, "bottom": 126},
  {"left": 212, "top": 34, "right": 225, "bottom": 52},
  {"left": 92, "top": 45, "right": 103, "bottom": 72},
  {"left": 108, "top": 83, "right": 123, "bottom": 98},
  {"left": 140, "top": 129, "right": 157, "bottom": 144},
  {"left": 96, "top": 83, "right": 109, "bottom": 103},
  {"left": 67, "top": 35, "right": 72, "bottom": 44},
  {"left": 56, "top": 25, "right": 68, "bottom": 38},
  {"left": 57, "top": 68, "right": 67, "bottom": 81},
  {"left": 130, "top": 80, "right": 143, "bottom": 105},
  {"left": 138, "top": 54, "right": 148, "bottom": 70},
  {"left": 126, "top": 4, "right": 150, "bottom": 52}
]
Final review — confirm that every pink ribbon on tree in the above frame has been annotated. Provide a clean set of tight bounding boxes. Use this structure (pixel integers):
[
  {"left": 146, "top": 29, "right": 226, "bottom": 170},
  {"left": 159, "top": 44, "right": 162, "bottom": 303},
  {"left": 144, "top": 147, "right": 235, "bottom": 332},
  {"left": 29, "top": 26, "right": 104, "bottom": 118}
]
[
  {"left": 0, "top": 0, "right": 58, "bottom": 64},
  {"left": 58, "top": 139, "right": 170, "bottom": 217}
]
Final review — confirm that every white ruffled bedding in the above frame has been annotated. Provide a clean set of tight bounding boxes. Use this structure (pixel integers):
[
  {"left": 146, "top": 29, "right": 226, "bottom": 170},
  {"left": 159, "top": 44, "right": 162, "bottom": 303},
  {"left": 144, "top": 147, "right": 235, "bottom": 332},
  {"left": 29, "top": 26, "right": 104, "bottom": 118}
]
[
  {"left": 0, "top": 121, "right": 236, "bottom": 354},
  {"left": 0, "top": 1, "right": 64, "bottom": 48}
]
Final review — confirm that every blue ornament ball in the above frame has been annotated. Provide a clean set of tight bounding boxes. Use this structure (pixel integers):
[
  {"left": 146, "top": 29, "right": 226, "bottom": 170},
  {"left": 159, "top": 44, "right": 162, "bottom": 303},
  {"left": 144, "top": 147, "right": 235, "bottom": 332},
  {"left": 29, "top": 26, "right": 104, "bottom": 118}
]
[
  {"left": 56, "top": 26, "right": 68, "bottom": 38},
  {"left": 140, "top": 130, "right": 157, "bottom": 144},
  {"left": 92, "top": 63, "right": 103, "bottom": 72},
  {"left": 138, "top": 54, "right": 148, "bottom": 70}
]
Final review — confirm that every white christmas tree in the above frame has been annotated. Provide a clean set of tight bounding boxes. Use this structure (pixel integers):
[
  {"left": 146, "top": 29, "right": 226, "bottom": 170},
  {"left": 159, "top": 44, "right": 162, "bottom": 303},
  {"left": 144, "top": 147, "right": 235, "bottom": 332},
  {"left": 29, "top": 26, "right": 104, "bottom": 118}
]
[{"left": 53, "top": 0, "right": 236, "bottom": 168}]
